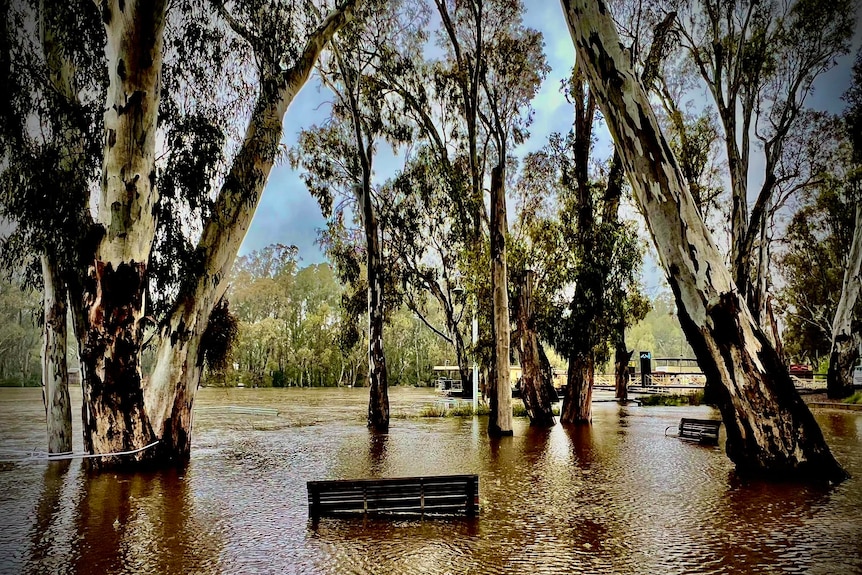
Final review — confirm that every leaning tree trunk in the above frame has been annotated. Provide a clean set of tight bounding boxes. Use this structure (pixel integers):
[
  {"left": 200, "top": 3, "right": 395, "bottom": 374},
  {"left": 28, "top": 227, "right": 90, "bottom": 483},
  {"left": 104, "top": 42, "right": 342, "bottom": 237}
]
[
  {"left": 561, "top": 0, "right": 847, "bottom": 482},
  {"left": 83, "top": 2, "right": 357, "bottom": 467},
  {"left": 827, "top": 202, "right": 862, "bottom": 399},
  {"left": 488, "top": 164, "right": 513, "bottom": 436},
  {"left": 516, "top": 271, "right": 555, "bottom": 426},
  {"left": 431, "top": 280, "right": 471, "bottom": 397},
  {"left": 41, "top": 254, "right": 72, "bottom": 454}
]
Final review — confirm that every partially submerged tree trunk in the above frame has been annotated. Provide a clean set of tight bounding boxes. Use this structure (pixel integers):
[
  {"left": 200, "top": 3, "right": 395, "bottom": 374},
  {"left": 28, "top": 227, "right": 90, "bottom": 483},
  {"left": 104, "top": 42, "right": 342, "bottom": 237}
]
[
  {"left": 81, "top": 0, "right": 168, "bottom": 463},
  {"left": 827, "top": 202, "right": 862, "bottom": 399},
  {"left": 41, "top": 254, "right": 72, "bottom": 454},
  {"left": 360, "top": 184, "right": 389, "bottom": 430},
  {"left": 614, "top": 335, "right": 632, "bottom": 402},
  {"left": 334, "top": 41, "right": 390, "bottom": 430},
  {"left": 83, "top": 1, "right": 357, "bottom": 467},
  {"left": 489, "top": 164, "right": 512, "bottom": 436},
  {"left": 561, "top": 0, "right": 847, "bottom": 482},
  {"left": 562, "top": 352, "right": 593, "bottom": 423},
  {"left": 516, "top": 271, "right": 555, "bottom": 426},
  {"left": 560, "top": 65, "right": 601, "bottom": 424}
]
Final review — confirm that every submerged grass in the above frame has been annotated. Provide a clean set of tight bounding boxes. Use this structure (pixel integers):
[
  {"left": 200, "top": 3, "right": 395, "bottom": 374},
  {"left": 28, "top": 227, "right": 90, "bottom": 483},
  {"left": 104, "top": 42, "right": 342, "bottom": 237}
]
[
  {"left": 843, "top": 391, "right": 862, "bottom": 405},
  {"left": 414, "top": 402, "right": 561, "bottom": 418},
  {"left": 639, "top": 391, "right": 705, "bottom": 406},
  {"left": 416, "top": 403, "right": 491, "bottom": 418}
]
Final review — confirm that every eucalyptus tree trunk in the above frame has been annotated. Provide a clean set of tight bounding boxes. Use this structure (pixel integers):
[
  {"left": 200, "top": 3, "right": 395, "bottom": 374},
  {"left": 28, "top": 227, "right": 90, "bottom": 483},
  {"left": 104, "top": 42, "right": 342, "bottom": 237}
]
[
  {"left": 38, "top": 2, "right": 80, "bottom": 454},
  {"left": 359, "top": 181, "right": 390, "bottom": 430},
  {"left": 83, "top": 1, "right": 356, "bottom": 466},
  {"left": 516, "top": 271, "right": 555, "bottom": 426},
  {"left": 41, "top": 254, "right": 72, "bottom": 454},
  {"left": 489, "top": 164, "right": 512, "bottom": 436},
  {"left": 614, "top": 336, "right": 632, "bottom": 402},
  {"left": 560, "top": 65, "right": 603, "bottom": 425},
  {"left": 562, "top": 353, "right": 593, "bottom": 423},
  {"left": 335, "top": 42, "right": 390, "bottom": 430},
  {"left": 561, "top": 0, "right": 847, "bottom": 482},
  {"left": 827, "top": 202, "right": 862, "bottom": 399},
  {"left": 81, "top": 0, "right": 167, "bottom": 462}
]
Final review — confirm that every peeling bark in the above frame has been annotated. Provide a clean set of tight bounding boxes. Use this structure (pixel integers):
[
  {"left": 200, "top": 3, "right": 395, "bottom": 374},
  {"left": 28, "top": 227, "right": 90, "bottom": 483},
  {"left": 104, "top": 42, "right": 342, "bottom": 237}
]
[
  {"left": 516, "top": 271, "right": 555, "bottom": 426},
  {"left": 561, "top": 0, "right": 847, "bottom": 482},
  {"left": 827, "top": 202, "right": 862, "bottom": 399},
  {"left": 41, "top": 254, "right": 72, "bottom": 454},
  {"left": 84, "top": 1, "right": 357, "bottom": 467},
  {"left": 488, "top": 164, "right": 512, "bottom": 436},
  {"left": 82, "top": 0, "right": 167, "bottom": 466}
]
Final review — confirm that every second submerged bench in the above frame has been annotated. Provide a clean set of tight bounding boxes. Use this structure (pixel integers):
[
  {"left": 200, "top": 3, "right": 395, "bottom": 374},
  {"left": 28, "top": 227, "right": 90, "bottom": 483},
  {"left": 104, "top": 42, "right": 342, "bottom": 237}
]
[
  {"left": 677, "top": 418, "right": 721, "bottom": 445},
  {"left": 307, "top": 474, "right": 479, "bottom": 518}
]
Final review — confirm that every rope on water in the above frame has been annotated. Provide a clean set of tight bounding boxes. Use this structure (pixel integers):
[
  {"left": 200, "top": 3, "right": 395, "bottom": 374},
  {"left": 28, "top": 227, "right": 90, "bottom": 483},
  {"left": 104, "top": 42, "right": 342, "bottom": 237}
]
[{"left": 0, "top": 440, "right": 160, "bottom": 464}]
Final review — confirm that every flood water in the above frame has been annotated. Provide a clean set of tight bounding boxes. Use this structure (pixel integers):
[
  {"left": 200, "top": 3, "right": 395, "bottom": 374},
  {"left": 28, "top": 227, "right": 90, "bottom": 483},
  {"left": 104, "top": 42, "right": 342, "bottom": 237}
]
[{"left": 1, "top": 386, "right": 861, "bottom": 575}]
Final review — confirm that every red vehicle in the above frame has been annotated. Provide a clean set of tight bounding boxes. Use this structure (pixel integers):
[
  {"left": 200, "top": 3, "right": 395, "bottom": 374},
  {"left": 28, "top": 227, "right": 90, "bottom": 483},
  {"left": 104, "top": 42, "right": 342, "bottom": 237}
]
[{"left": 789, "top": 364, "right": 813, "bottom": 378}]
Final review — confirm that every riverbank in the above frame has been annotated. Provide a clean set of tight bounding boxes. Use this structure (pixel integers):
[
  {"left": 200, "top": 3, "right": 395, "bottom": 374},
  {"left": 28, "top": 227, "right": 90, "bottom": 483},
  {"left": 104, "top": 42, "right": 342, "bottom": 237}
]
[{"left": 804, "top": 392, "right": 862, "bottom": 411}]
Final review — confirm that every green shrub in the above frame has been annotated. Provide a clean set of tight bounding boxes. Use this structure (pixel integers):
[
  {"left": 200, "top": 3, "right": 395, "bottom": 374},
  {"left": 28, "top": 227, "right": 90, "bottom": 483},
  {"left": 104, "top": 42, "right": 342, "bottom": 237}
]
[
  {"left": 417, "top": 402, "right": 491, "bottom": 418},
  {"left": 639, "top": 391, "right": 705, "bottom": 406},
  {"left": 843, "top": 391, "right": 862, "bottom": 405}
]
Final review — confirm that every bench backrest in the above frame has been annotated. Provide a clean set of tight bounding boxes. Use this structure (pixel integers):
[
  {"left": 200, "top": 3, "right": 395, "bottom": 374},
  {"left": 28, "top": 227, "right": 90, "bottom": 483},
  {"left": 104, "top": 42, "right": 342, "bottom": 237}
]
[
  {"left": 678, "top": 418, "right": 721, "bottom": 444},
  {"left": 308, "top": 474, "right": 479, "bottom": 517}
]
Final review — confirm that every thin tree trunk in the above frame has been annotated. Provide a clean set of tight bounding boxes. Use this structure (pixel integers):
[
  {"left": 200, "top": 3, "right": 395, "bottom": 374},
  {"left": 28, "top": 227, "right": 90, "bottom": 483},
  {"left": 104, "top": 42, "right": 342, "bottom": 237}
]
[
  {"left": 516, "top": 271, "right": 555, "bottom": 426},
  {"left": 489, "top": 164, "right": 512, "bottom": 436},
  {"left": 561, "top": 0, "right": 847, "bottom": 482},
  {"left": 41, "top": 254, "right": 72, "bottom": 454},
  {"left": 364, "top": 189, "right": 389, "bottom": 430},
  {"left": 335, "top": 43, "right": 390, "bottom": 430},
  {"left": 537, "top": 340, "right": 559, "bottom": 403},
  {"left": 614, "top": 334, "right": 632, "bottom": 402},
  {"left": 827, "top": 202, "right": 862, "bottom": 398}
]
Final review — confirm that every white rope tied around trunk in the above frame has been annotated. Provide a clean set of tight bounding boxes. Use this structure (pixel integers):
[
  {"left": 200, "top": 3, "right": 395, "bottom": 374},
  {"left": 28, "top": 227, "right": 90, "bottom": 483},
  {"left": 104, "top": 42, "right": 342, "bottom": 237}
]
[{"left": 0, "top": 440, "right": 160, "bottom": 463}]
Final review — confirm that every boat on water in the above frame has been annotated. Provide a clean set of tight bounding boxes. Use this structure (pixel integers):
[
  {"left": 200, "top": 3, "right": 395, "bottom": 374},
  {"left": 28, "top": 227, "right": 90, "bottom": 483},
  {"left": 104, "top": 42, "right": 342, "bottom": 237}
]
[{"left": 432, "top": 366, "right": 471, "bottom": 398}]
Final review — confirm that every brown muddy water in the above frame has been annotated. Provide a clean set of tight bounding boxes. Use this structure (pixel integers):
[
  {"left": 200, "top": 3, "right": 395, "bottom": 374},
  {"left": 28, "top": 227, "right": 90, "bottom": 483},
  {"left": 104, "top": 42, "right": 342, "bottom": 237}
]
[{"left": 0, "top": 386, "right": 861, "bottom": 575}]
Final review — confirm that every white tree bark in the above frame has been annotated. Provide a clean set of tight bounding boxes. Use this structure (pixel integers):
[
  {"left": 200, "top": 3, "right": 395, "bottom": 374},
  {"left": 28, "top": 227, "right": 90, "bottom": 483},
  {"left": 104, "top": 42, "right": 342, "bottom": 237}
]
[
  {"left": 41, "top": 254, "right": 72, "bottom": 454},
  {"left": 561, "top": 0, "right": 846, "bottom": 482},
  {"left": 141, "top": 2, "right": 358, "bottom": 459},
  {"left": 489, "top": 164, "right": 512, "bottom": 436},
  {"left": 82, "top": 0, "right": 168, "bottom": 462},
  {"left": 38, "top": 0, "right": 80, "bottom": 455},
  {"left": 82, "top": 1, "right": 356, "bottom": 464},
  {"left": 828, "top": 201, "right": 862, "bottom": 398}
]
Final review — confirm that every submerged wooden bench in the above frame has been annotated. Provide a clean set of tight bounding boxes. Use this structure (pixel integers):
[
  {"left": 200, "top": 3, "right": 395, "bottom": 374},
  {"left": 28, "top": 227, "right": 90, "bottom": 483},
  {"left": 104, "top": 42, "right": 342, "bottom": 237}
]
[
  {"left": 307, "top": 474, "right": 479, "bottom": 518},
  {"left": 675, "top": 418, "right": 721, "bottom": 445}
]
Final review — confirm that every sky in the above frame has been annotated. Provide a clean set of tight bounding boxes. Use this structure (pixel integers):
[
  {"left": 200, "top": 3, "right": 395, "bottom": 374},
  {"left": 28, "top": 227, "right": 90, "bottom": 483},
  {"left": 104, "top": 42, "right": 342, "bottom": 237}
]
[
  {"left": 238, "top": 2, "right": 862, "bottom": 295},
  {"left": 238, "top": 2, "right": 581, "bottom": 263}
]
